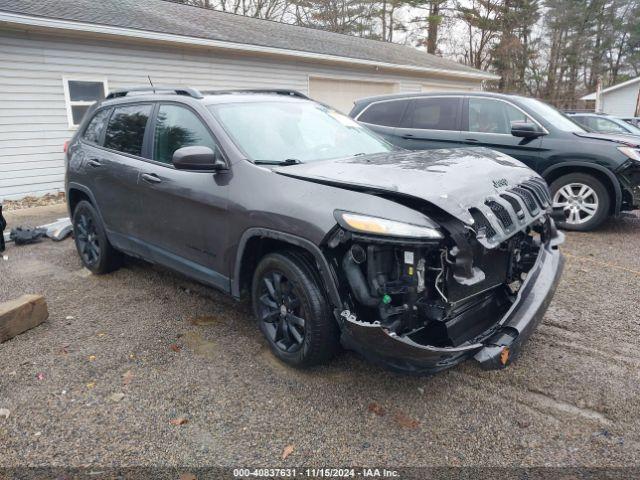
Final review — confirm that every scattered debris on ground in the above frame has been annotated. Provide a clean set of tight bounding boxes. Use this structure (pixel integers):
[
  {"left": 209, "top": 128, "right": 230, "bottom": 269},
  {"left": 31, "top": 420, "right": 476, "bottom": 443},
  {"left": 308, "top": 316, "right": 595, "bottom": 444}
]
[
  {"left": 3, "top": 217, "right": 72, "bottom": 247},
  {"left": 169, "top": 417, "right": 189, "bottom": 426},
  {"left": 9, "top": 227, "right": 48, "bottom": 245},
  {"left": 282, "top": 445, "right": 294, "bottom": 460},
  {"left": 109, "top": 393, "right": 126, "bottom": 403},
  {"left": 368, "top": 403, "right": 385, "bottom": 416},
  {"left": 40, "top": 217, "right": 73, "bottom": 241}
]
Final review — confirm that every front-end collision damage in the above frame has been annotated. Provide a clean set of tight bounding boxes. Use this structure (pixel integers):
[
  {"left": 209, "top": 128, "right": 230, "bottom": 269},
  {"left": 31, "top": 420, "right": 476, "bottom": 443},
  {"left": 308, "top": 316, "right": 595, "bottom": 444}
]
[
  {"left": 617, "top": 160, "right": 640, "bottom": 210},
  {"left": 323, "top": 179, "right": 564, "bottom": 374}
]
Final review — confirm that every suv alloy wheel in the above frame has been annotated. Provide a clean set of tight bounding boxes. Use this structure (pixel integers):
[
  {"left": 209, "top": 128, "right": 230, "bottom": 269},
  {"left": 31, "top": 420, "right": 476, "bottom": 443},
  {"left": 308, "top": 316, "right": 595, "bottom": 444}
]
[
  {"left": 550, "top": 173, "right": 610, "bottom": 231},
  {"left": 251, "top": 252, "right": 339, "bottom": 367},
  {"left": 72, "top": 200, "right": 122, "bottom": 274}
]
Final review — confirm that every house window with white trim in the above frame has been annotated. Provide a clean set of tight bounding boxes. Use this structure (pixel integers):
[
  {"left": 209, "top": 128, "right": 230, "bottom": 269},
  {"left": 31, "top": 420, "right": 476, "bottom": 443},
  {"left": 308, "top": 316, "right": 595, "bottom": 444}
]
[{"left": 63, "top": 78, "right": 108, "bottom": 128}]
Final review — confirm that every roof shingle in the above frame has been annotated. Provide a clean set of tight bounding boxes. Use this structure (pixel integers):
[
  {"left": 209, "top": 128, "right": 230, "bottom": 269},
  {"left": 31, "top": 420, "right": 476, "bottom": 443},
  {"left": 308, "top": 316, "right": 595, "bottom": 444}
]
[{"left": 0, "top": 0, "right": 494, "bottom": 78}]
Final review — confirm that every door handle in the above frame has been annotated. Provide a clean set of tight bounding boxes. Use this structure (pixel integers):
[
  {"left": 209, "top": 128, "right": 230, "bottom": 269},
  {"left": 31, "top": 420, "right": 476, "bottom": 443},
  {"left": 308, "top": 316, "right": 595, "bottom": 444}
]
[
  {"left": 87, "top": 159, "right": 102, "bottom": 168},
  {"left": 402, "top": 133, "right": 414, "bottom": 139},
  {"left": 141, "top": 173, "right": 162, "bottom": 184},
  {"left": 465, "top": 138, "right": 479, "bottom": 143}
]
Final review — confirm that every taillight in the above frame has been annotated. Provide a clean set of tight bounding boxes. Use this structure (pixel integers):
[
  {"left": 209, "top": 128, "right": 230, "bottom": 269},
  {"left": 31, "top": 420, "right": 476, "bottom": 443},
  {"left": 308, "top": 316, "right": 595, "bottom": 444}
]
[{"left": 63, "top": 140, "right": 69, "bottom": 153}]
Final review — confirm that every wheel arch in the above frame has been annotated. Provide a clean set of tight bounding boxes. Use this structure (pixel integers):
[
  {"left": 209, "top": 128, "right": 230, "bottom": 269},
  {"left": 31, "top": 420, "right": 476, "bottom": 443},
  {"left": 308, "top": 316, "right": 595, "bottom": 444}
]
[
  {"left": 232, "top": 228, "right": 341, "bottom": 308},
  {"left": 67, "top": 183, "right": 113, "bottom": 237},
  {"left": 67, "top": 183, "right": 98, "bottom": 215},
  {"left": 541, "top": 162, "right": 622, "bottom": 215}
]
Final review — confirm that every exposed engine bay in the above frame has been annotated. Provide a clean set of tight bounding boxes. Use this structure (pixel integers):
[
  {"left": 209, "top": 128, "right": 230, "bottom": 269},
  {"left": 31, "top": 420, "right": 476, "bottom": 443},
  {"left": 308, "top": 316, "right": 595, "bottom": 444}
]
[{"left": 327, "top": 214, "right": 551, "bottom": 349}]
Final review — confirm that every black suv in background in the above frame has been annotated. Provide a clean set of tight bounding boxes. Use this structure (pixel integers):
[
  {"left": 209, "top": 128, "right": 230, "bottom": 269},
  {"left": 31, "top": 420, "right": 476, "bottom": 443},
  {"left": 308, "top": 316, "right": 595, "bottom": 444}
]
[
  {"left": 66, "top": 86, "right": 563, "bottom": 374},
  {"left": 350, "top": 93, "right": 640, "bottom": 231}
]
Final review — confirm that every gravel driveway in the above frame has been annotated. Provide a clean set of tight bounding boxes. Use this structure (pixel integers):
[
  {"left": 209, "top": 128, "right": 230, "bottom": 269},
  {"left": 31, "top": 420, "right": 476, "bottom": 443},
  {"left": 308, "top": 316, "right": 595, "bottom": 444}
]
[{"left": 1, "top": 204, "right": 639, "bottom": 474}]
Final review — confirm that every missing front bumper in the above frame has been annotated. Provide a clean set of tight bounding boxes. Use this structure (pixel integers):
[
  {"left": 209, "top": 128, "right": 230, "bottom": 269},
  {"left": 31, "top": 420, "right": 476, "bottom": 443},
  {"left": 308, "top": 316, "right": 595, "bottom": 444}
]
[{"left": 339, "top": 234, "right": 565, "bottom": 374}]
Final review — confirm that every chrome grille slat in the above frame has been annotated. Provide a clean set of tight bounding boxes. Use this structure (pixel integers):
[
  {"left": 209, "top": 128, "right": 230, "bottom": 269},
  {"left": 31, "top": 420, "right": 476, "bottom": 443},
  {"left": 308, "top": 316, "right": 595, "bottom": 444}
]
[
  {"left": 469, "top": 177, "right": 549, "bottom": 246},
  {"left": 522, "top": 181, "right": 549, "bottom": 207},
  {"left": 500, "top": 193, "right": 525, "bottom": 219},
  {"left": 485, "top": 200, "right": 513, "bottom": 229},
  {"left": 510, "top": 186, "right": 540, "bottom": 215},
  {"left": 470, "top": 208, "right": 497, "bottom": 240},
  {"left": 528, "top": 178, "right": 552, "bottom": 204}
]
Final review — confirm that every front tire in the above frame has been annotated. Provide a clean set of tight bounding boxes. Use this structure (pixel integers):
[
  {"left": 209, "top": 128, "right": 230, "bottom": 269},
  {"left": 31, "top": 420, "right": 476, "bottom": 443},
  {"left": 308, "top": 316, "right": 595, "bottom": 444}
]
[
  {"left": 550, "top": 173, "right": 610, "bottom": 231},
  {"left": 72, "top": 200, "right": 121, "bottom": 274},
  {"left": 251, "top": 252, "right": 339, "bottom": 368}
]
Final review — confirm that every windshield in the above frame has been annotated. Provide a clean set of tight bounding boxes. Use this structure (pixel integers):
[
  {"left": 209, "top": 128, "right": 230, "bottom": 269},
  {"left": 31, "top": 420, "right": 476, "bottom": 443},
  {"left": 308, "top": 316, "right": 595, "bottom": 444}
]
[
  {"left": 612, "top": 117, "right": 640, "bottom": 136},
  {"left": 208, "top": 101, "right": 393, "bottom": 163},
  {"left": 518, "top": 98, "right": 586, "bottom": 133}
]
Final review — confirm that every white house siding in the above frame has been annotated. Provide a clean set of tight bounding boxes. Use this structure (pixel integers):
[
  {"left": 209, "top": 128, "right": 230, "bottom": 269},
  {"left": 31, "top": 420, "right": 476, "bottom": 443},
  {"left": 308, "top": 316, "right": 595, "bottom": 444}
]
[
  {"left": 0, "top": 28, "right": 483, "bottom": 200},
  {"left": 601, "top": 83, "right": 640, "bottom": 117}
]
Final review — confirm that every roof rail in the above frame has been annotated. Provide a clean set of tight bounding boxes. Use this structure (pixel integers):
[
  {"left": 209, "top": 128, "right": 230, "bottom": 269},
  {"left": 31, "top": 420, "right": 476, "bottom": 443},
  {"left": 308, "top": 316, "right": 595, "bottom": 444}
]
[
  {"left": 200, "top": 89, "right": 309, "bottom": 99},
  {"left": 105, "top": 86, "right": 204, "bottom": 100}
]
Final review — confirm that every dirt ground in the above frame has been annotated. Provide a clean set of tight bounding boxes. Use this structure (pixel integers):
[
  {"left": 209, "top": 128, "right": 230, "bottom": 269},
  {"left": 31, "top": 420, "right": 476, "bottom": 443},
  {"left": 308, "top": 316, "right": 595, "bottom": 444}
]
[{"left": 0, "top": 204, "right": 639, "bottom": 474}]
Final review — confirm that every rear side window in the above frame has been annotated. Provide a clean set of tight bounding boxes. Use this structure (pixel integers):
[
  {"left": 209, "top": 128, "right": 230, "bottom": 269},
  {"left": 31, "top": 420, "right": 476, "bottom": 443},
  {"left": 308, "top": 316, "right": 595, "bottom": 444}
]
[
  {"left": 104, "top": 104, "right": 152, "bottom": 156},
  {"left": 403, "top": 97, "right": 459, "bottom": 130},
  {"left": 153, "top": 105, "right": 219, "bottom": 165},
  {"left": 82, "top": 108, "right": 111, "bottom": 145},
  {"left": 358, "top": 100, "right": 408, "bottom": 127}
]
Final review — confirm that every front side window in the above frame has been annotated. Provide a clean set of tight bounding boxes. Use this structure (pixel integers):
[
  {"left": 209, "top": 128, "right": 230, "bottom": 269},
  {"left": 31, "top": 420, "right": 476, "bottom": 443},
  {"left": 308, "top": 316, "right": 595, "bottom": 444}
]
[
  {"left": 153, "top": 105, "right": 218, "bottom": 164},
  {"left": 209, "top": 100, "right": 392, "bottom": 163},
  {"left": 104, "top": 104, "right": 152, "bottom": 156},
  {"left": 469, "top": 98, "right": 535, "bottom": 134},
  {"left": 63, "top": 79, "right": 108, "bottom": 128},
  {"left": 358, "top": 100, "right": 409, "bottom": 127},
  {"left": 402, "top": 98, "right": 459, "bottom": 131},
  {"left": 82, "top": 108, "right": 111, "bottom": 145}
]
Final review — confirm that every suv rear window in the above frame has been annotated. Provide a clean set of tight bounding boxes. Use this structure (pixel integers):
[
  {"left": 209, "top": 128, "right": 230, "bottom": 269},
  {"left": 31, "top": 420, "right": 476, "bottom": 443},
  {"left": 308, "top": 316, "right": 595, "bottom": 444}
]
[
  {"left": 82, "top": 108, "right": 111, "bottom": 145},
  {"left": 358, "top": 100, "right": 408, "bottom": 127},
  {"left": 104, "top": 104, "right": 152, "bottom": 156},
  {"left": 402, "top": 97, "right": 459, "bottom": 130}
]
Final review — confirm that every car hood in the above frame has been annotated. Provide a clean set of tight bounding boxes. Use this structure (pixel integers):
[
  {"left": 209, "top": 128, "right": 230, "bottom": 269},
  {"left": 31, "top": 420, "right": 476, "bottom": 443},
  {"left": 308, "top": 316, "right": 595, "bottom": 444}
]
[
  {"left": 574, "top": 131, "right": 640, "bottom": 147},
  {"left": 274, "top": 148, "right": 543, "bottom": 227}
]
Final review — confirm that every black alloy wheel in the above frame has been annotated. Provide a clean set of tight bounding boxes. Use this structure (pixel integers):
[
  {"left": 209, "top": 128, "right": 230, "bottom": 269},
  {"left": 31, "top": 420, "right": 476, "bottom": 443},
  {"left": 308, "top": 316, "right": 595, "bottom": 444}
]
[
  {"left": 251, "top": 252, "right": 340, "bottom": 367},
  {"left": 72, "top": 200, "right": 121, "bottom": 274},
  {"left": 75, "top": 211, "right": 101, "bottom": 267},
  {"left": 257, "top": 270, "right": 306, "bottom": 353}
]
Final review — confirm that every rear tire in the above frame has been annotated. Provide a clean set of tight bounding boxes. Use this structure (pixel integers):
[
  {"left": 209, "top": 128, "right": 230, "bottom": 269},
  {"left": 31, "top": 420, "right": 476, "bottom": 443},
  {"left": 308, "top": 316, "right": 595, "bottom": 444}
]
[
  {"left": 549, "top": 173, "right": 610, "bottom": 231},
  {"left": 72, "top": 200, "right": 121, "bottom": 274},
  {"left": 251, "top": 251, "right": 339, "bottom": 368}
]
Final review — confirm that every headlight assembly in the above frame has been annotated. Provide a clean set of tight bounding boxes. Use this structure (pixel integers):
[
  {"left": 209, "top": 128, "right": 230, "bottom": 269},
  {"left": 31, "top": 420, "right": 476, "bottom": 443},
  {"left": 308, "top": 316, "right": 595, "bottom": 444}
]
[
  {"left": 618, "top": 146, "right": 640, "bottom": 162},
  {"left": 335, "top": 211, "right": 443, "bottom": 239}
]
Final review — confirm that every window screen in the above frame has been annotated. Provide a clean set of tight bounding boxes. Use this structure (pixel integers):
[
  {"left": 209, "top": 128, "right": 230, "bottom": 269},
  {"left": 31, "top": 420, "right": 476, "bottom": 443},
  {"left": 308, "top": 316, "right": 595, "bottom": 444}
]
[
  {"left": 69, "top": 81, "right": 106, "bottom": 102},
  {"left": 153, "top": 105, "right": 218, "bottom": 164},
  {"left": 358, "top": 100, "right": 408, "bottom": 127},
  {"left": 403, "top": 98, "right": 459, "bottom": 130},
  {"left": 82, "top": 108, "right": 111, "bottom": 145},
  {"left": 104, "top": 104, "right": 151, "bottom": 156}
]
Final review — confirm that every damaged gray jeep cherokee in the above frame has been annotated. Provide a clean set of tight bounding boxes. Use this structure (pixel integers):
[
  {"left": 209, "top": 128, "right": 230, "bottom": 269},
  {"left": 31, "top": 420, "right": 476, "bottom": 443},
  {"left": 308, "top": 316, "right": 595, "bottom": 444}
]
[{"left": 65, "top": 87, "right": 564, "bottom": 374}]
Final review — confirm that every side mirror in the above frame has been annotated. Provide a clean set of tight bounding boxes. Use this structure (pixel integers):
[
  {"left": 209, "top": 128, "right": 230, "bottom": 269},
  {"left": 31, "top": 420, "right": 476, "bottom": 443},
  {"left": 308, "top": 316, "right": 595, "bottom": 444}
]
[
  {"left": 172, "top": 146, "right": 227, "bottom": 171},
  {"left": 511, "top": 121, "right": 544, "bottom": 138}
]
